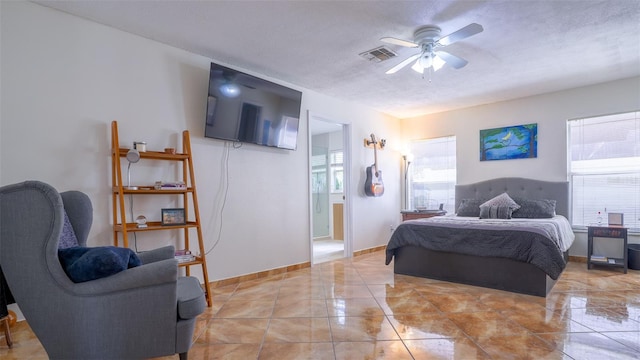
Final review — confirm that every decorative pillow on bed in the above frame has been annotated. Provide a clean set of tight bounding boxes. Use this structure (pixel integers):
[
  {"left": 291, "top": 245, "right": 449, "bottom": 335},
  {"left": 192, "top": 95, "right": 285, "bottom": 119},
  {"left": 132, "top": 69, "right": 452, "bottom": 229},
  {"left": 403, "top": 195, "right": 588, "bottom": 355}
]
[
  {"left": 479, "top": 205, "right": 514, "bottom": 219},
  {"left": 512, "top": 198, "right": 556, "bottom": 218},
  {"left": 480, "top": 193, "right": 521, "bottom": 211},
  {"left": 456, "top": 199, "right": 485, "bottom": 217}
]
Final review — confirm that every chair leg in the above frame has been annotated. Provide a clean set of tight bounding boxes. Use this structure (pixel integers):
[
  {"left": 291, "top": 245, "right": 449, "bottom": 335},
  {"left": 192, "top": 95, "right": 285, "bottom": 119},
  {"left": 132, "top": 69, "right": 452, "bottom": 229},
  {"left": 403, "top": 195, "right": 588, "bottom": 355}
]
[
  {"left": 0, "top": 316, "right": 12, "bottom": 348},
  {"left": 179, "top": 351, "right": 188, "bottom": 360}
]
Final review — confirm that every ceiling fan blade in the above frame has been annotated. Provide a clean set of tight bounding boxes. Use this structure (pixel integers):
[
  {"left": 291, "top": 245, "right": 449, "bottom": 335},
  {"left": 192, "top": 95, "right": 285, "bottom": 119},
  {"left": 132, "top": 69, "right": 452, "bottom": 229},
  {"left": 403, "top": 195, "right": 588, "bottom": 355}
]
[
  {"left": 436, "top": 23, "right": 483, "bottom": 47},
  {"left": 380, "top": 37, "right": 419, "bottom": 48},
  {"left": 435, "top": 51, "right": 468, "bottom": 69},
  {"left": 385, "top": 53, "right": 421, "bottom": 74}
]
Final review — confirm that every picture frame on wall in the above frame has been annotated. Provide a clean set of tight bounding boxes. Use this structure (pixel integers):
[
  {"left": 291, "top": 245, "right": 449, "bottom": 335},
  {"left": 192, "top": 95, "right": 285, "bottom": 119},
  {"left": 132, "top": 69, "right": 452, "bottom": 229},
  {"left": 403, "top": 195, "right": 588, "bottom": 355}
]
[
  {"left": 161, "top": 208, "right": 186, "bottom": 226},
  {"left": 480, "top": 123, "right": 538, "bottom": 161}
]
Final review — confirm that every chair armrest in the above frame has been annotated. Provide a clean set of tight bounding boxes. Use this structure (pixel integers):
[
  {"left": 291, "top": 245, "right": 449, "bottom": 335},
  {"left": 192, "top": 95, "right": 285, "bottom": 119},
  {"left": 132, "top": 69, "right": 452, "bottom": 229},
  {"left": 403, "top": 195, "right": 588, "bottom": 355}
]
[
  {"left": 137, "top": 245, "right": 175, "bottom": 264},
  {"left": 70, "top": 258, "right": 178, "bottom": 296}
]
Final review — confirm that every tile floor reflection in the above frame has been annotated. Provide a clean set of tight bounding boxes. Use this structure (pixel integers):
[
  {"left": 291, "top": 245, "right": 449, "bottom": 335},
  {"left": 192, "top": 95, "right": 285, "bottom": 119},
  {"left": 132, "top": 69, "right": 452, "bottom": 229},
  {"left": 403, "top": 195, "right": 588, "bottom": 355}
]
[{"left": 1, "top": 251, "right": 639, "bottom": 359}]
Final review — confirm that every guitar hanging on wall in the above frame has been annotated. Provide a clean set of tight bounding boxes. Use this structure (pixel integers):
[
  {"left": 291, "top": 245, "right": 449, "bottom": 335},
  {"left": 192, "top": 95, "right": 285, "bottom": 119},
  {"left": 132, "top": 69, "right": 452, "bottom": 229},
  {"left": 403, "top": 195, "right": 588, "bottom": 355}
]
[{"left": 364, "top": 133, "right": 385, "bottom": 197}]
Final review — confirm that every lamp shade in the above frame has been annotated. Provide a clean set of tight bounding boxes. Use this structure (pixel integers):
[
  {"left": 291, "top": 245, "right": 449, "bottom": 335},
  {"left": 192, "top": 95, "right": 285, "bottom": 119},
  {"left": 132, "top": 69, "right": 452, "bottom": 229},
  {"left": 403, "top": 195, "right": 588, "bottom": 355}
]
[
  {"left": 126, "top": 149, "right": 140, "bottom": 163},
  {"left": 125, "top": 149, "right": 140, "bottom": 190}
]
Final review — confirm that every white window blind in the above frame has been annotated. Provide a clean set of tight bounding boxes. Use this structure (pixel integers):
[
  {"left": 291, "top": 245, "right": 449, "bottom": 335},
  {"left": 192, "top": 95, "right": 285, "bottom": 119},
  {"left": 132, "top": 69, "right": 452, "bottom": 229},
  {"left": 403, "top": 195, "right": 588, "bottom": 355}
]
[
  {"left": 408, "top": 136, "right": 456, "bottom": 212},
  {"left": 569, "top": 111, "right": 640, "bottom": 231}
]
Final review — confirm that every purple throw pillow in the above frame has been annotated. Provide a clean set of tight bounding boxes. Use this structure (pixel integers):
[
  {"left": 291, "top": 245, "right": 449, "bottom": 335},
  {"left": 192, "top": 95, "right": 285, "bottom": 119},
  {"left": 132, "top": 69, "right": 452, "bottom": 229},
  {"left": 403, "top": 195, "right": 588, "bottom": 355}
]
[{"left": 59, "top": 211, "right": 79, "bottom": 249}]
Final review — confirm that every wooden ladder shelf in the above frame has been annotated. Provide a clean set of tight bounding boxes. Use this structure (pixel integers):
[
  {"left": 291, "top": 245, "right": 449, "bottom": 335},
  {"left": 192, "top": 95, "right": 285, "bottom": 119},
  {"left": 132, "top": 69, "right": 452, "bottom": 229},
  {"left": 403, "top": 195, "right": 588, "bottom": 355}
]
[{"left": 110, "top": 120, "right": 212, "bottom": 306}]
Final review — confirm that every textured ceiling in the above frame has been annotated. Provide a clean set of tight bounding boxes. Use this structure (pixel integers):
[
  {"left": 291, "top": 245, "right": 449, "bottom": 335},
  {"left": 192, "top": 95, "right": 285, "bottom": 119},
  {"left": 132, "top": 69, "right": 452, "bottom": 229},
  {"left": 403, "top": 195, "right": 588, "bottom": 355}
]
[{"left": 35, "top": 0, "right": 640, "bottom": 119}]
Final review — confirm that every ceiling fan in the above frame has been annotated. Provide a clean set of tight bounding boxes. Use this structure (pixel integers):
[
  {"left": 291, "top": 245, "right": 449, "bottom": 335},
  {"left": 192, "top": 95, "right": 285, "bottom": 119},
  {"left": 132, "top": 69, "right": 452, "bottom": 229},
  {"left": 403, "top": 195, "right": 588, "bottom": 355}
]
[{"left": 381, "top": 23, "right": 483, "bottom": 75}]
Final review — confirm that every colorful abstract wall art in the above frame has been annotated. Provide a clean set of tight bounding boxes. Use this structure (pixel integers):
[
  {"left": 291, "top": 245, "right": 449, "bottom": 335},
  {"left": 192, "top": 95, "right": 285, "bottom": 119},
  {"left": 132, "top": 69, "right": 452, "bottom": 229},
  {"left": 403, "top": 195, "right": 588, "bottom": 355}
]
[{"left": 480, "top": 123, "right": 537, "bottom": 161}]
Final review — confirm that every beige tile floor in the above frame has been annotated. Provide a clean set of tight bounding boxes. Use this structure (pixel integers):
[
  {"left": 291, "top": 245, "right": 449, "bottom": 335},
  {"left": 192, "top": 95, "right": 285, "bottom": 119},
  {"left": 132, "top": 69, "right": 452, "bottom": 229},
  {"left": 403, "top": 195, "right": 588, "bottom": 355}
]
[{"left": 1, "top": 250, "right": 639, "bottom": 359}]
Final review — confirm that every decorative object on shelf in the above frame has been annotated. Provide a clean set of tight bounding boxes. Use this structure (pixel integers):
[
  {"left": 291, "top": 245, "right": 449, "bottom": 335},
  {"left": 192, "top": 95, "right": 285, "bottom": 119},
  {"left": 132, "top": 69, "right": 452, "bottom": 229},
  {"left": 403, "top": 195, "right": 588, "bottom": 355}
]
[
  {"left": 161, "top": 208, "right": 186, "bottom": 226},
  {"left": 608, "top": 212, "right": 624, "bottom": 226},
  {"left": 133, "top": 141, "right": 147, "bottom": 152},
  {"left": 125, "top": 148, "right": 140, "bottom": 190},
  {"left": 159, "top": 181, "right": 186, "bottom": 190},
  {"left": 164, "top": 147, "right": 176, "bottom": 154},
  {"left": 480, "top": 123, "right": 537, "bottom": 161},
  {"left": 135, "top": 215, "right": 147, "bottom": 229},
  {"left": 175, "top": 249, "right": 195, "bottom": 263},
  {"left": 364, "top": 133, "right": 385, "bottom": 197}
]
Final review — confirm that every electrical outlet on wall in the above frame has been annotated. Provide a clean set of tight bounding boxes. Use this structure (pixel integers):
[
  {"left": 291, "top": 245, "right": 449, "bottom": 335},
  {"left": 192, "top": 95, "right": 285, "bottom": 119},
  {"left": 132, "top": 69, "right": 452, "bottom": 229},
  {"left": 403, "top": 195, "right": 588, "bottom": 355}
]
[{"left": 389, "top": 225, "right": 395, "bottom": 233}]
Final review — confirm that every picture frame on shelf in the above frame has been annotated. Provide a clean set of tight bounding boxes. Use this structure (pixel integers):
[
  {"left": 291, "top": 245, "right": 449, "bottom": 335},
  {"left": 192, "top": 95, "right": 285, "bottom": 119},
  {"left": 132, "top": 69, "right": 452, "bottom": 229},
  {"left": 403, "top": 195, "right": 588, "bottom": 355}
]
[
  {"left": 161, "top": 208, "right": 186, "bottom": 226},
  {"left": 608, "top": 212, "right": 624, "bottom": 226}
]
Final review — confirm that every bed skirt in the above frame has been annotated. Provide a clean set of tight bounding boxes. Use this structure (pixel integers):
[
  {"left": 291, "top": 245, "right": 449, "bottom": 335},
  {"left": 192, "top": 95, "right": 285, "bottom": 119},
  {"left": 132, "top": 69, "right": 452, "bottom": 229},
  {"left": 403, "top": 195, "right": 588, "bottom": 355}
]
[{"left": 393, "top": 245, "right": 568, "bottom": 297}]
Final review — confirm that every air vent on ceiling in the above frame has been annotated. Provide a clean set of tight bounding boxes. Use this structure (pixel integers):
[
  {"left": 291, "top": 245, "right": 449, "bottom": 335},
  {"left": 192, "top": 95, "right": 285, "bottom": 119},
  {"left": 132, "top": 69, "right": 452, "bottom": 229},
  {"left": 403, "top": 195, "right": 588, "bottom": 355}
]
[{"left": 359, "top": 46, "right": 397, "bottom": 62}]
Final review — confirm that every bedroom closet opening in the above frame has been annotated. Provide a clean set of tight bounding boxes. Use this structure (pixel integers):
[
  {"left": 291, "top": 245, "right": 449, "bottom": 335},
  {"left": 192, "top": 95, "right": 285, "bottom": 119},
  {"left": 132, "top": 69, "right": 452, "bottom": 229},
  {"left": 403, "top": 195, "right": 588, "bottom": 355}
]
[{"left": 309, "top": 113, "right": 351, "bottom": 264}]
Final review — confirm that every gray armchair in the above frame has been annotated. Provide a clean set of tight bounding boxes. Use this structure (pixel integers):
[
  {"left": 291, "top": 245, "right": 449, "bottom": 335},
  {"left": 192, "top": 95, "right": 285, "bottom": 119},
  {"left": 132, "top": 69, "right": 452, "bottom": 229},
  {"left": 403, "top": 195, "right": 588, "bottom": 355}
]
[{"left": 0, "top": 181, "right": 205, "bottom": 359}]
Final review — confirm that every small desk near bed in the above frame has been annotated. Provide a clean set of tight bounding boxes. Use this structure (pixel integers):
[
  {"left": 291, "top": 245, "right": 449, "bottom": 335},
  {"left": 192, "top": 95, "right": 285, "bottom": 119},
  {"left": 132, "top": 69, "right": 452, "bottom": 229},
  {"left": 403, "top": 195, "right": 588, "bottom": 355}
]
[{"left": 587, "top": 225, "right": 628, "bottom": 273}]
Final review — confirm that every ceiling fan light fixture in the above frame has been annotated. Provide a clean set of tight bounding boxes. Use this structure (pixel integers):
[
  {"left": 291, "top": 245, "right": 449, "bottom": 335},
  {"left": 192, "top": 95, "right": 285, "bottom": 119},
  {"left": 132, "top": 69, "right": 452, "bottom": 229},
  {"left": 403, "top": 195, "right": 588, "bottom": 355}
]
[
  {"left": 411, "top": 59, "right": 424, "bottom": 74},
  {"left": 381, "top": 22, "right": 483, "bottom": 76},
  {"left": 432, "top": 55, "right": 446, "bottom": 71},
  {"left": 411, "top": 53, "right": 445, "bottom": 73},
  {"left": 421, "top": 54, "right": 433, "bottom": 69}
]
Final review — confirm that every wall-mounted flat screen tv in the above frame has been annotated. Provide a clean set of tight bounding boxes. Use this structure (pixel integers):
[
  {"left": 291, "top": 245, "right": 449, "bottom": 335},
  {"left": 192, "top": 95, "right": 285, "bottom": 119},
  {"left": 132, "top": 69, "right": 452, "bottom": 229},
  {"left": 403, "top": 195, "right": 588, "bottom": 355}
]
[{"left": 204, "top": 62, "right": 303, "bottom": 150}]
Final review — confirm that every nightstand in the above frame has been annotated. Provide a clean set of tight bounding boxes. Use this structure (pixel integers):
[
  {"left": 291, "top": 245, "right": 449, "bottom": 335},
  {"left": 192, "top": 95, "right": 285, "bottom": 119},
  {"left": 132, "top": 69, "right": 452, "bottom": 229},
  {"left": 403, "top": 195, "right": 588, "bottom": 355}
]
[
  {"left": 587, "top": 225, "right": 628, "bottom": 273},
  {"left": 401, "top": 210, "right": 447, "bottom": 221}
]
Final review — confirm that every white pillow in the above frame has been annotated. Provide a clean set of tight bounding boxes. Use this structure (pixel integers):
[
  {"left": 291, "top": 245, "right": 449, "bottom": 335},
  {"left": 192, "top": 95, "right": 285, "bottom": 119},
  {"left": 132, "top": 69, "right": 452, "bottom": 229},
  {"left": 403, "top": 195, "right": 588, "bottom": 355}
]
[{"left": 480, "top": 192, "right": 521, "bottom": 211}]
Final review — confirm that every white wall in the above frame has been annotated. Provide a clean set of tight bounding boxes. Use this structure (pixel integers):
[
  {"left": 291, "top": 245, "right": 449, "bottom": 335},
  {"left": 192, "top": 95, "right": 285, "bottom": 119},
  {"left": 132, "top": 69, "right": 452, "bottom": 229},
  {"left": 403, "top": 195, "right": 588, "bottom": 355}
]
[
  {"left": 401, "top": 76, "right": 640, "bottom": 255},
  {"left": 8, "top": 1, "right": 632, "bottom": 275},
  {"left": 402, "top": 77, "right": 640, "bottom": 184},
  {"left": 1, "top": 2, "right": 401, "bottom": 282}
]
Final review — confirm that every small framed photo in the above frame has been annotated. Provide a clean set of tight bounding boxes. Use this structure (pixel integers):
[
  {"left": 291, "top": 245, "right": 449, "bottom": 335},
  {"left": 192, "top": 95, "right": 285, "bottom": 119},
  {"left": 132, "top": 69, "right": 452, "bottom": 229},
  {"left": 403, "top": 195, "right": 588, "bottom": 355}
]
[
  {"left": 608, "top": 212, "right": 624, "bottom": 226},
  {"left": 161, "top": 208, "right": 186, "bottom": 226}
]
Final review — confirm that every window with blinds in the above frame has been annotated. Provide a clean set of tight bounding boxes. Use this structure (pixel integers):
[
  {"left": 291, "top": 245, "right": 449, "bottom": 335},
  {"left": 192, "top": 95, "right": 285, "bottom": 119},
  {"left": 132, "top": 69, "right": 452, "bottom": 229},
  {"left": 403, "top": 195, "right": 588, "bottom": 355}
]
[
  {"left": 407, "top": 136, "right": 456, "bottom": 212},
  {"left": 569, "top": 111, "right": 640, "bottom": 231}
]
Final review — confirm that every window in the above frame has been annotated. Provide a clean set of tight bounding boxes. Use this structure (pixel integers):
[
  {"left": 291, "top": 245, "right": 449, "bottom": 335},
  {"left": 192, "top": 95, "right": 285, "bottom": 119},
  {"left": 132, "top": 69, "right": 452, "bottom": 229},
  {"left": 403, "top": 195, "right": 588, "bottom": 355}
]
[
  {"left": 569, "top": 111, "right": 640, "bottom": 231},
  {"left": 407, "top": 136, "right": 456, "bottom": 213}
]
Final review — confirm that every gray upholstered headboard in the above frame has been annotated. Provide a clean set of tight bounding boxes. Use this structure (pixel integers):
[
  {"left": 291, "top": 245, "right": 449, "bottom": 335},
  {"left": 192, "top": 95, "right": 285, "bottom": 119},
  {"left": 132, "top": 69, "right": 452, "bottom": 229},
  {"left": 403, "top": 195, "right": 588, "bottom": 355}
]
[{"left": 455, "top": 177, "right": 570, "bottom": 219}]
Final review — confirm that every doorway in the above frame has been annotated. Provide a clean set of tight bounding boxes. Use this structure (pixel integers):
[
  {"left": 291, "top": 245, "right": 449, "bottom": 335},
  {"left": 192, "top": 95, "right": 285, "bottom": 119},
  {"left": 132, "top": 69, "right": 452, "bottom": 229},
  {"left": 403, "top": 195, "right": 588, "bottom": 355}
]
[{"left": 309, "top": 112, "right": 351, "bottom": 264}]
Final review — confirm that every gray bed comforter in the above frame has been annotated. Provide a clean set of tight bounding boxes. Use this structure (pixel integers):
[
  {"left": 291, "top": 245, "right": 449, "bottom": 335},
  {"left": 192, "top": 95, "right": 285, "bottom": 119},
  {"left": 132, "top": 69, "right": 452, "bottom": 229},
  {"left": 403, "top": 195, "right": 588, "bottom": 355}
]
[{"left": 385, "top": 216, "right": 573, "bottom": 280}]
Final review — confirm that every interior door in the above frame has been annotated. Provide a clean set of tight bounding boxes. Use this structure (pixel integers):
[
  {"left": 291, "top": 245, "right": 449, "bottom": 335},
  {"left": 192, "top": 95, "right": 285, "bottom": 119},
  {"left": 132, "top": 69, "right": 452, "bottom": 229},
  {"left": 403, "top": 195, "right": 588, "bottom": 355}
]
[{"left": 308, "top": 112, "right": 351, "bottom": 264}]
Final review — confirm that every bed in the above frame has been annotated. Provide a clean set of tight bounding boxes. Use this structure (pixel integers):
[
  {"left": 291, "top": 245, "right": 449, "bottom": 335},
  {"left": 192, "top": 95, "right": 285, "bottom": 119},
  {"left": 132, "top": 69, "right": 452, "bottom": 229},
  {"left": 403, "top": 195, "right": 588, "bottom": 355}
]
[{"left": 386, "top": 177, "right": 575, "bottom": 297}]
